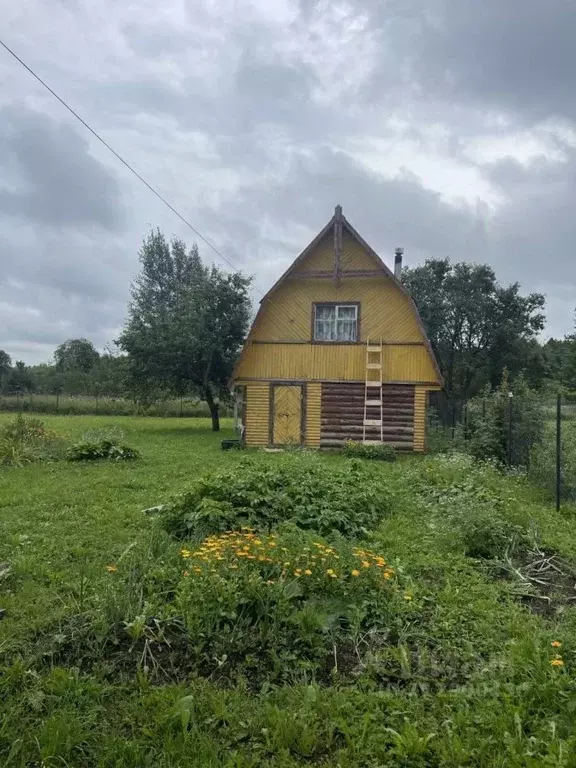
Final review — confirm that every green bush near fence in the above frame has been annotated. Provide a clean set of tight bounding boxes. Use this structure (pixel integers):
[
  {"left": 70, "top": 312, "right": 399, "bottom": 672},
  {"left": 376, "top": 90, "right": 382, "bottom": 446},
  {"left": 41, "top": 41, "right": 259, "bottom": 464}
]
[
  {"left": 531, "top": 421, "right": 576, "bottom": 502},
  {"left": 342, "top": 440, "right": 396, "bottom": 461},
  {"left": 0, "top": 394, "right": 232, "bottom": 418}
]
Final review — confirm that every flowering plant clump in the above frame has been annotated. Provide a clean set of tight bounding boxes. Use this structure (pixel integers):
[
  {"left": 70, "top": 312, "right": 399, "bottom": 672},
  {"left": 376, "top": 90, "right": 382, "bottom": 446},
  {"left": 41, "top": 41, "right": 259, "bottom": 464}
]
[
  {"left": 172, "top": 527, "right": 401, "bottom": 684},
  {"left": 178, "top": 528, "right": 396, "bottom": 586}
]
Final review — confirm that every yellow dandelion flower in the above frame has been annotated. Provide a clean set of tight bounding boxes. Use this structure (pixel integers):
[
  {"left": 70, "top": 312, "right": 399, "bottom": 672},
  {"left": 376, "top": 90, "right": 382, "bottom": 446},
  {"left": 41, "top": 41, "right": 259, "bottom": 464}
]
[
  {"left": 268, "top": 542, "right": 277, "bottom": 548},
  {"left": 237, "top": 551, "right": 248, "bottom": 557},
  {"left": 326, "top": 569, "right": 335, "bottom": 575},
  {"left": 180, "top": 549, "right": 191, "bottom": 559},
  {"left": 329, "top": 573, "right": 338, "bottom": 578},
  {"left": 552, "top": 640, "right": 562, "bottom": 648},
  {"left": 404, "top": 594, "right": 412, "bottom": 601},
  {"left": 294, "top": 569, "right": 302, "bottom": 576},
  {"left": 105, "top": 564, "right": 117, "bottom": 573},
  {"left": 304, "top": 569, "right": 312, "bottom": 576},
  {"left": 383, "top": 572, "right": 392, "bottom": 580},
  {"left": 351, "top": 569, "right": 361, "bottom": 577},
  {"left": 362, "top": 561, "right": 371, "bottom": 568},
  {"left": 283, "top": 561, "right": 291, "bottom": 567},
  {"left": 551, "top": 658, "right": 564, "bottom": 667},
  {"left": 254, "top": 539, "right": 262, "bottom": 546}
]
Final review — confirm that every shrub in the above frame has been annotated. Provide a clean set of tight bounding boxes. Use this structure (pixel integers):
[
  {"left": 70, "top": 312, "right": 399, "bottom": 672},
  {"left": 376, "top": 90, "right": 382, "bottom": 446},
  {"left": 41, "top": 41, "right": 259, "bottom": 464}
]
[
  {"left": 157, "top": 456, "right": 393, "bottom": 540},
  {"left": 463, "top": 375, "right": 544, "bottom": 467},
  {"left": 530, "top": 421, "right": 576, "bottom": 502},
  {"left": 342, "top": 441, "right": 396, "bottom": 462},
  {"left": 67, "top": 438, "right": 140, "bottom": 462},
  {"left": 0, "top": 414, "right": 67, "bottom": 467}
]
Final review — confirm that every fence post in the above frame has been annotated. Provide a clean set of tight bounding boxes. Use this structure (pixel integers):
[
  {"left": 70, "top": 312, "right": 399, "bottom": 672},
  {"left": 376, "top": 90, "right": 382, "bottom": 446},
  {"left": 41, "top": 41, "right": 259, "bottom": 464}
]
[
  {"left": 507, "top": 392, "right": 513, "bottom": 466},
  {"left": 556, "top": 393, "right": 562, "bottom": 512}
]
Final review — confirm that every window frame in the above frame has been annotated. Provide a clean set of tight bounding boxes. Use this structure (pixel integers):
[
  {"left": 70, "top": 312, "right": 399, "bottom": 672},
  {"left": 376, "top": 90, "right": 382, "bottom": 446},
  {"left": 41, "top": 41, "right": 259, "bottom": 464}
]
[{"left": 311, "top": 302, "right": 361, "bottom": 343}]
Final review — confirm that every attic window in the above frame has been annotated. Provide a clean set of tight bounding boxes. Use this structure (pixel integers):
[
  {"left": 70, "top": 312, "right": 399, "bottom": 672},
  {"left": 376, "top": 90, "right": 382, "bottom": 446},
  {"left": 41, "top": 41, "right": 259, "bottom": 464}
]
[{"left": 314, "top": 303, "right": 358, "bottom": 342}]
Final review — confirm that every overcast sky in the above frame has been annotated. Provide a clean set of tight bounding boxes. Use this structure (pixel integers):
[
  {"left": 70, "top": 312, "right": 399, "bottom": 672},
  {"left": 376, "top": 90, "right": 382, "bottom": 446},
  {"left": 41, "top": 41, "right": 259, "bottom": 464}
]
[{"left": 1, "top": 0, "right": 575, "bottom": 363}]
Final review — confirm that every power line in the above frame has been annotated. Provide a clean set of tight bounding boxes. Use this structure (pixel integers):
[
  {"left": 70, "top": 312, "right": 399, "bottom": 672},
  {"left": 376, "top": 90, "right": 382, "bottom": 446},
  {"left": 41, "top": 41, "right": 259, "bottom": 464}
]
[
  {"left": 0, "top": 38, "right": 309, "bottom": 348},
  {"left": 0, "top": 37, "right": 259, "bottom": 286}
]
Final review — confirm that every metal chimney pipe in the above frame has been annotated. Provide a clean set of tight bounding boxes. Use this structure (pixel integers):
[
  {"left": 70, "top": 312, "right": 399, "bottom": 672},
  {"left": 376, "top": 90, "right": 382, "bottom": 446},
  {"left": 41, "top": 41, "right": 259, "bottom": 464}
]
[{"left": 394, "top": 247, "right": 404, "bottom": 281}]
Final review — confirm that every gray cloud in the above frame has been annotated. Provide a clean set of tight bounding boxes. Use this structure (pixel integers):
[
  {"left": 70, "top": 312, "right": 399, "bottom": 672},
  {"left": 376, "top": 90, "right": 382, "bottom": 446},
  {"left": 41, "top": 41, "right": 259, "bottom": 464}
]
[
  {"left": 0, "top": 105, "right": 124, "bottom": 230},
  {"left": 1, "top": 0, "right": 576, "bottom": 364}
]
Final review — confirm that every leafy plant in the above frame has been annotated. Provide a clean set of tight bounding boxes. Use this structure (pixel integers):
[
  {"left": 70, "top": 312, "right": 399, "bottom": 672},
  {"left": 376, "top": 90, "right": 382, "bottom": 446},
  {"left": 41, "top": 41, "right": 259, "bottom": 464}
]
[
  {"left": 157, "top": 455, "right": 393, "bottom": 540},
  {"left": 342, "top": 441, "right": 396, "bottom": 461},
  {"left": 0, "top": 414, "right": 67, "bottom": 466},
  {"left": 462, "top": 513, "right": 529, "bottom": 559},
  {"left": 531, "top": 420, "right": 576, "bottom": 502},
  {"left": 462, "top": 374, "right": 545, "bottom": 467},
  {"left": 67, "top": 438, "right": 140, "bottom": 462}
]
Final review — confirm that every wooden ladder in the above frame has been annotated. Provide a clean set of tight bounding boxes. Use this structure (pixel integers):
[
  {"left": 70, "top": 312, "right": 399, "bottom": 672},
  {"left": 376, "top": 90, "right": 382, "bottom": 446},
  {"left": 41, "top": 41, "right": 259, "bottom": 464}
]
[{"left": 363, "top": 338, "right": 384, "bottom": 444}]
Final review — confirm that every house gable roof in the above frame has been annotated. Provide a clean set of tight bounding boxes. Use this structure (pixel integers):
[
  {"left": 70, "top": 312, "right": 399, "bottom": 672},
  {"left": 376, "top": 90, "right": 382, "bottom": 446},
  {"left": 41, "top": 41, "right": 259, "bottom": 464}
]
[{"left": 233, "top": 207, "right": 443, "bottom": 386}]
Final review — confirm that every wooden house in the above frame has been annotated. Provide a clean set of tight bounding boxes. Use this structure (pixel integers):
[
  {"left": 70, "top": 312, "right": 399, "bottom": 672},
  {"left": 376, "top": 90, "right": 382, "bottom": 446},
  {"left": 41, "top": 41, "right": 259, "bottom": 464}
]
[{"left": 231, "top": 206, "right": 443, "bottom": 451}]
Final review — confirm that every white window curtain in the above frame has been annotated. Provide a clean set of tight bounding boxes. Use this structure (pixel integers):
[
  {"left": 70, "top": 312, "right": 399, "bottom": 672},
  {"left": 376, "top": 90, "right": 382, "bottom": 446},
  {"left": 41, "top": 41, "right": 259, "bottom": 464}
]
[{"left": 314, "top": 305, "right": 357, "bottom": 341}]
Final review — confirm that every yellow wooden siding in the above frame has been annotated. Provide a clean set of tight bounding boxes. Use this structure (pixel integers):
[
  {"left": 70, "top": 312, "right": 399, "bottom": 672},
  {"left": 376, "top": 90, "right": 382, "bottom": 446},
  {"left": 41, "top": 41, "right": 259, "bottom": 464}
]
[
  {"left": 413, "top": 386, "right": 427, "bottom": 452},
  {"left": 305, "top": 383, "right": 322, "bottom": 447},
  {"left": 297, "top": 232, "right": 334, "bottom": 272},
  {"left": 251, "top": 277, "right": 422, "bottom": 343},
  {"left": 236, "top": 343, "right": 437, "bottom": 383},
  {"left": 244, "top": 382, "right": 269, "bottom": 446},
  {"left": 341, "top": 230, "right": 378, "bottom": 271},
  {"left": 272, "top": 386, "right": 302, "bottom": 445}
]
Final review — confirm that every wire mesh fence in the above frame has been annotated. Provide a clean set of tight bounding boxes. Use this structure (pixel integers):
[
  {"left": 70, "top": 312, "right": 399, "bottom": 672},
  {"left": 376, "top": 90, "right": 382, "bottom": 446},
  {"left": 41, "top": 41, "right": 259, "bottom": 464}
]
[{"left": 428, "top": 391, "right": 576, "bottom": 508}]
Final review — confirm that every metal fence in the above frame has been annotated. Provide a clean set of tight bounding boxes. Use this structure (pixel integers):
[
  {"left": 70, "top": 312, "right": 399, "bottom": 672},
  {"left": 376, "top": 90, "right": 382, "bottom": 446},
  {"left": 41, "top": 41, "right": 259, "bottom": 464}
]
[{"left": 428, "top": 391, "right": 576, "bottom": 509}]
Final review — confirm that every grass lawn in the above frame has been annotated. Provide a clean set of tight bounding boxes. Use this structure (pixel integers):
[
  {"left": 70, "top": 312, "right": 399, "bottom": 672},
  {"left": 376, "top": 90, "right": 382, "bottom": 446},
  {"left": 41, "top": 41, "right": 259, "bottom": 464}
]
[{"left": 2, "top": 414, "right": 576, "bottom": 767}]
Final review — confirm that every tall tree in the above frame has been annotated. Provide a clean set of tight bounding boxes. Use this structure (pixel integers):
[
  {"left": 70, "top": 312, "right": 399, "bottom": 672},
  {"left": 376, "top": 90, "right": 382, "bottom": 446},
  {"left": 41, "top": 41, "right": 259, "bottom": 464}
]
[
  {"left": 118, "top": 229, "right": 252, "bottom": 430},
  {"left": 6, "top": 361, "right": 34, "bottom": 395},
  {"left": 403, "top": 259, "right": 545, "bottom": 400},
  {"left": 0, "top": 350, "right": 11, "bottom": 393},
  {"left": 54, "top": 338, "right": 100, "bottom": 373}
]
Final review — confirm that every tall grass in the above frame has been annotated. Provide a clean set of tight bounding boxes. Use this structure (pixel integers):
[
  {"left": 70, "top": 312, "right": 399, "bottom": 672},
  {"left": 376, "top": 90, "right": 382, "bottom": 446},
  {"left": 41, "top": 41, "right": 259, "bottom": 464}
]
[{"left": 0, "top": 394, "right": 233, "bottom": 418}]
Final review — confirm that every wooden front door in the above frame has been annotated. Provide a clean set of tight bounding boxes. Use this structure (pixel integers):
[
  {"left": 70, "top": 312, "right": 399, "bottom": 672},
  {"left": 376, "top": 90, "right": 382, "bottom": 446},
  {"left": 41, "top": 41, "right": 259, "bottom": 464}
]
[{"left": 272, "top": 385, "right": 303, "bottom": 445}]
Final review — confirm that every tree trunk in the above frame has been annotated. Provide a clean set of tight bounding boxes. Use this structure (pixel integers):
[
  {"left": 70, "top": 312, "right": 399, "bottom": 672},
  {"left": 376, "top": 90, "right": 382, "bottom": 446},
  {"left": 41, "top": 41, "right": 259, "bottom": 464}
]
[{"left": 204, "top": 385, "right": 220, "bottom": 432}]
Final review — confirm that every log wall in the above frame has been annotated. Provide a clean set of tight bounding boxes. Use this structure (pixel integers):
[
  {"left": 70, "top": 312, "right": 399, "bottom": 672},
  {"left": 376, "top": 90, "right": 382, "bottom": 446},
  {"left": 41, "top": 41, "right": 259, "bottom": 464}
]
[{"left": 320, "top": 382, "right": 415, "bottom": 449}]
